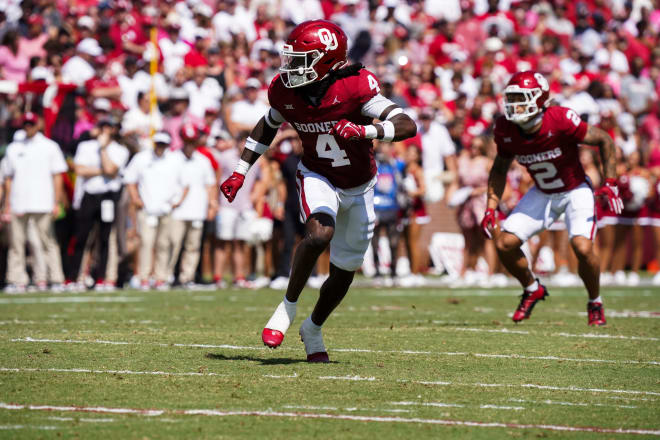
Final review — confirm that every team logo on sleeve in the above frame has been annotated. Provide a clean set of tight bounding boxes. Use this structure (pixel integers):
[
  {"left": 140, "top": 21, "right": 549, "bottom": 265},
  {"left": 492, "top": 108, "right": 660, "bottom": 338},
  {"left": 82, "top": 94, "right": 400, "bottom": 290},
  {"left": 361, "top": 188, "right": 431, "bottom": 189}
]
[{"left": 318, "top": 28, "right": 338, "bottom": 51}]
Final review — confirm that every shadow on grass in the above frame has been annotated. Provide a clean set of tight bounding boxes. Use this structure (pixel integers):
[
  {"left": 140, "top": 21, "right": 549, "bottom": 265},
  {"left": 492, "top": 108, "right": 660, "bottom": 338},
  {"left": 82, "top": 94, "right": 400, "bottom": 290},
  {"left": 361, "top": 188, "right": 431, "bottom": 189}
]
[{"left": 205, "top": 352, "right": 331, "bottom": 365}]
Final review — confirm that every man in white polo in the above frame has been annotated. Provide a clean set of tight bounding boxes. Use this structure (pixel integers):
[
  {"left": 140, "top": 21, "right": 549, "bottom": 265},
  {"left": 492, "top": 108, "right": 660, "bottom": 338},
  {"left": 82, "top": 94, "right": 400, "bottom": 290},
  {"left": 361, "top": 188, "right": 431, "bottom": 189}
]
[
  {"left": 68, "top": 118, "right": 130, "bottom": 291},
  {"left": 168, "top": 133, "right": 217, "bottom": 288},
  {"left": 124, "top": 131, "right": 186, "bottom": 290},
  {"left": 2, "top": 112, "right": 67, "bottom": 293}
]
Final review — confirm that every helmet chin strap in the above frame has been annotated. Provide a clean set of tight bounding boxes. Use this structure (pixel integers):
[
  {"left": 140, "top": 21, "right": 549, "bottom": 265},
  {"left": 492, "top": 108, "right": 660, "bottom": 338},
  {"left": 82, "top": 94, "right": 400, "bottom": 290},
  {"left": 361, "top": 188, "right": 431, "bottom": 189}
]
[{"left": 518, "top": 112, "right": 543, "bottom": 131}]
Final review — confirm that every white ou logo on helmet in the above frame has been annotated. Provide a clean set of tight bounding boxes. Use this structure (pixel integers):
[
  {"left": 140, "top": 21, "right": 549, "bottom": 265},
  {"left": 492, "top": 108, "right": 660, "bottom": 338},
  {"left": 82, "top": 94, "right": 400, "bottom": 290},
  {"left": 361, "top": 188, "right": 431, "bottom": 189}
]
[
  {"left": 318, "top": 28, "right": 338, "bottom": 51},
  {"left": 534, "top": 72, "right": 549, "bottom": 91}
]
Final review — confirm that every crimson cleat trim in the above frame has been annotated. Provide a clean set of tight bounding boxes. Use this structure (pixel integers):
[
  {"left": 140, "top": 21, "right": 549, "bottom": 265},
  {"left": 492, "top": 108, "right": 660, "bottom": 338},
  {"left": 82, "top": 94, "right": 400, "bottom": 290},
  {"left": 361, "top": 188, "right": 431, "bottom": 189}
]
[
  {"left": 587, "top": 302, "right": 607, "bottom": 326},
  {"left": 512, "top": 283, "right": 549, "bottom": 323},
  {"left": 262, "top": 328, "right": 284, "bottom": 348}
]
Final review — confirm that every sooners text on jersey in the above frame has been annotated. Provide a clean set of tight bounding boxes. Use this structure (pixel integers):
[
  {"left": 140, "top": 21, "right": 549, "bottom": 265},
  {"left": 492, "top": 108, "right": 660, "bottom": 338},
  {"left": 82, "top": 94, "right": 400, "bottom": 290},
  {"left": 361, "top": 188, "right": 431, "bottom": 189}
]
[
  {"left": 494, "top": 106, "right": 588, "bottom": 194},
  {"left": 268, "top": 68, "right": 380, "bottom": 189}
]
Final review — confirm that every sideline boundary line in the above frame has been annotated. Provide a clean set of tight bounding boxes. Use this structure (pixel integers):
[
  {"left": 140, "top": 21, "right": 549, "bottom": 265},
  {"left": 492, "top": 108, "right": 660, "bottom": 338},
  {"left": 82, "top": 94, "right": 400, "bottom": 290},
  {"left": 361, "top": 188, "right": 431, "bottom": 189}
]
[
  {"left": 0, "top": 402, "right": 658, "bottom": 436},
  {"left": 10, "top": 337, "right": 659, "bottom": 366}
]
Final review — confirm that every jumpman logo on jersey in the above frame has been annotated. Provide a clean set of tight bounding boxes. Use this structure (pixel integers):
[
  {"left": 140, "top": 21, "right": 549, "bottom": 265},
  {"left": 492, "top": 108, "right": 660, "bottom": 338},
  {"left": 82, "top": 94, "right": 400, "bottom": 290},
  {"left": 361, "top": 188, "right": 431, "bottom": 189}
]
[
  {"left": 332, "top": 96, "right": 341, "bottom": 105},
  {"left": 548, "top": 130, "right": 553, "bottom": 137}
]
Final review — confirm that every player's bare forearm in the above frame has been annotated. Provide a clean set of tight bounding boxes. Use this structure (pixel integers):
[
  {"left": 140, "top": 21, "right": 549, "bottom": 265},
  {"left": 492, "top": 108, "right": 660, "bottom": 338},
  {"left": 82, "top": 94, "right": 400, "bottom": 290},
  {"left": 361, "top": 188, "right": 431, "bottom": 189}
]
[
  {"left": 378, "top": 105, "right": 417, "bottom": 141},
  {"left": 582, "top": 125, "right": 616, "bottom": 180},
  {"left": 239, "top": 117, "right": 278, "bottom": 165},
  {"left": 486, "top": 155, "right": 512, "bottom": 210}
]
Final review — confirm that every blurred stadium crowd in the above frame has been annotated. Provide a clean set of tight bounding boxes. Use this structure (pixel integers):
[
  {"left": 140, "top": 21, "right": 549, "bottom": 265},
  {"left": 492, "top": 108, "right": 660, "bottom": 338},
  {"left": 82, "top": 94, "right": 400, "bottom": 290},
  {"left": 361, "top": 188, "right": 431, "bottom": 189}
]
[{"left": 0, "top": 0, "right": 659, "bottom": 293}]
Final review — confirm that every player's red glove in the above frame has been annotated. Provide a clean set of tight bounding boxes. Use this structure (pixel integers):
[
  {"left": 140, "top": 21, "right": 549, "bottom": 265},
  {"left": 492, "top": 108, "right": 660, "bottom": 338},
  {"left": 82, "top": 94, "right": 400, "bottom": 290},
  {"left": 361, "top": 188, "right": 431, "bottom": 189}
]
[
  {"left": 220, "top": 172, "right": 245, "bottom": 203},
  {"left": 481, "top": 208, "right": 497, "bottom": 239},
  {"left": 595, "top": 178, "right": 624, "bottom": 215},
  {"left": 329, "top": 119, "right": 366, "bottom": 140}
]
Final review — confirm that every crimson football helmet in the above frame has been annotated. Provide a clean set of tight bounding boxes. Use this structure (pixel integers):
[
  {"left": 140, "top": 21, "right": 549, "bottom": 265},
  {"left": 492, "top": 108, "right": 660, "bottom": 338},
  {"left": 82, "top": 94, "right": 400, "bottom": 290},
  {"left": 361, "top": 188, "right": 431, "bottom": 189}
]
[
  {"left": 280, "top": 20, "right": 348, "bottom": 88},
  {"left": 503, "top": 71, "right": 550, "bottom": 124},
  {"left": 180, "top": 122, "right": 199, "bottom": 142}
]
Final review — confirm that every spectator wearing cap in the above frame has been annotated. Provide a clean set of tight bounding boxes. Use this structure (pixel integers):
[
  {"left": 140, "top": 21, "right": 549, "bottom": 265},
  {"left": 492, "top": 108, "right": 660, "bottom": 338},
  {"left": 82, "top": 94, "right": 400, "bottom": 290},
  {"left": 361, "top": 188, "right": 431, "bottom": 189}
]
[
  {"left": 2, "top": 113, "right": 67, "bottom": 293},
  {"left": 67, "top": 119, "right": 129, "bottom": 291},
  {"left": 184, "top": 30, "right": 210, "bottom": 68},
  {"left": 167, "top": 132, "right": 217, "bottom": 288},
  {"left": 61, "top": 38, "right": 103, "bottom": 86},
  {"left": 226, "top": 78, "right": 268, "bottom": 136},
  {"left": 76, "top": 15, "right": 96, "bottom": 40},
  {"left": 121, "top": 91, "right": 164, "bottom": 151},
  {"left": 124, "top": 130, "right": 185, "bottom": 290},
  {"left": 183, "top": 65, "right": 224, "bottom": 119}
]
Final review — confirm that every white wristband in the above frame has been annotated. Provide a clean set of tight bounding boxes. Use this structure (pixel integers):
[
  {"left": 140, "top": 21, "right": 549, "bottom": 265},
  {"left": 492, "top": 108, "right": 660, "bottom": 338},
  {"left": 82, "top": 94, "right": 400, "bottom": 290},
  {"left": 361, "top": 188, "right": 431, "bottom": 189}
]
[
  {"left": 244, "top": 137, "right": 269, "bottom": 155},
  {"left": 378, "top": 120, "right": 395, "bottom": 142},
  {"left": 364, "top": 125, "right": 378, "bottom": 139},
  {"left": 235, "top": 159, "right": 250, "bottom": 176}
]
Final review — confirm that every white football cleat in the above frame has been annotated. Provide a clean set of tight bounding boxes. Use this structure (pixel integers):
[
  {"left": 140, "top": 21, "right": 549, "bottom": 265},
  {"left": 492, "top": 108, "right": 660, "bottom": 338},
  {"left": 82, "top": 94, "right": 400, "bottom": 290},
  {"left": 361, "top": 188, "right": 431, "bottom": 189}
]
[{"left": 299, "top": 316, "right": 329, "bottom": 363}]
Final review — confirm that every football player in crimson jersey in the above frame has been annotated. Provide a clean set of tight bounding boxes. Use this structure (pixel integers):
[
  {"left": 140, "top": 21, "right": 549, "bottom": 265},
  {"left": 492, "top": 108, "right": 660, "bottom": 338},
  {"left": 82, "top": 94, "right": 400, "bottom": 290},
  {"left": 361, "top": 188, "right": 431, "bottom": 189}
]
[
  {"left": 481, "top": 71, "right": 623, "bottom": 326},
  {"left": 219, "top": 20, "right": 416, "bottom": 362}
]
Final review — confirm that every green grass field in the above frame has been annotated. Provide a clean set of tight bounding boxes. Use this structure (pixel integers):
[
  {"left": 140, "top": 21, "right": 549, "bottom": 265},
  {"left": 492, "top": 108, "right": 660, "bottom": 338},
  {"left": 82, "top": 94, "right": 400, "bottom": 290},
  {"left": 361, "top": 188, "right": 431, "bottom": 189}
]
[{"left": 0, "top": 285, "right": 658, "bottom": 439}]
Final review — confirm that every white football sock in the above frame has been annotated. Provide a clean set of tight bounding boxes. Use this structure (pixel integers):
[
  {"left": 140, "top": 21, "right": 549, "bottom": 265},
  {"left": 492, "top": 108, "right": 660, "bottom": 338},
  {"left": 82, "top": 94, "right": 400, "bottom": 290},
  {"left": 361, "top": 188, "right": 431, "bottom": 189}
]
[
  {"left": 264, "top": 296, "right": 297, "bottom": 334},
  {"left": 589, "top": 296, "right": 602, "bottom": 304},
  {"left": 300, "top": 316, "right": 326, "bottom": 355},
  {"left": 525, "top": 280, "right": 539, "bottom": 292}
]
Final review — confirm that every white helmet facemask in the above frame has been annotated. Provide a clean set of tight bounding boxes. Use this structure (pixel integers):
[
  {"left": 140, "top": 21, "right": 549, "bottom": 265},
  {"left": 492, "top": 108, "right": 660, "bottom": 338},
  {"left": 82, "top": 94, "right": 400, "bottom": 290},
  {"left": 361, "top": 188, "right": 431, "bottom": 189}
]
[
  {"left": 279, "top": 46, "right": 323, "bottom": 88},
  {"left": 504, "top": 85, "right": 543, "bottom": 125}
]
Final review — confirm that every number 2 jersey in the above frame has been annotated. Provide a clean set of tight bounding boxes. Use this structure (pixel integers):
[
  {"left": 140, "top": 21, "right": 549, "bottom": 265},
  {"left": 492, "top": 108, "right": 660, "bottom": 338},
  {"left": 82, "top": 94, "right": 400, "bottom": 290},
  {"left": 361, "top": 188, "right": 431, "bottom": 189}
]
[
  {"left": 268, "top": 68, "right": 383, "bottom": 189},
  {"left": 494, "top": 106, "right": 588, "bottom": 194}
]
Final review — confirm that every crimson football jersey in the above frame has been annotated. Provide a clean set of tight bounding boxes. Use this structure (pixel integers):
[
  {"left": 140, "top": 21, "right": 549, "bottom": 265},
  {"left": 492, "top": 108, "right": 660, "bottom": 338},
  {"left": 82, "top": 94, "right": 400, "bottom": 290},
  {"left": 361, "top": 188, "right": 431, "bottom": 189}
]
[
  {"left": 494, "top": 106, "right": 588, "bottom": 194},
  {"left": 268, "top": 68, "right": 380, "bottom": 189}
]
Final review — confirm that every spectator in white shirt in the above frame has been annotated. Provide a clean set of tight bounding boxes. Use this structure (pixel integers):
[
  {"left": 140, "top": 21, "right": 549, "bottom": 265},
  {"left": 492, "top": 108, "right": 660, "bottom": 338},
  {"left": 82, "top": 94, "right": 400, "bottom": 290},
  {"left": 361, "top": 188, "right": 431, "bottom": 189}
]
[
  {"left": 124, "top": 131, "right": 187, "bottom": 290},
  {"left": 61, "top": 38, "right": 102, "bottom": 87},
  {"left": 418, "top": 108, "right": 458, "bottom": 203},
  {"left": 122, "top": 91, "right": 164, "bottom": 152},
  {"left": 227, "top": 78, "right": 269, "bottom": 137},
  {"left": 168, "top": 138, "right": 217, "bottom": 288},
  {"left": 67, "top": 119, "right": 130, "bottom": 291},
  {"left": 183, "top": 66, "right": 224, "bottom": 119},
  {"left": 159, "top": 20, "right": 190, "bottom": 78},
  {"left": 2, "top": 113, "right": 67, "bottom": 293}
]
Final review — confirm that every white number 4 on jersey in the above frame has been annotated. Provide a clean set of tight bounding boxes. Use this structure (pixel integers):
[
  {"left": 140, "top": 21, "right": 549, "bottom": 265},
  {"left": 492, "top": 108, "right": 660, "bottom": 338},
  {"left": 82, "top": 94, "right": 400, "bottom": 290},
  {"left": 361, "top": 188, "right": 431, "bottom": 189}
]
[{"left": 317, "top": 134, "right": 351, "bottom": 167}]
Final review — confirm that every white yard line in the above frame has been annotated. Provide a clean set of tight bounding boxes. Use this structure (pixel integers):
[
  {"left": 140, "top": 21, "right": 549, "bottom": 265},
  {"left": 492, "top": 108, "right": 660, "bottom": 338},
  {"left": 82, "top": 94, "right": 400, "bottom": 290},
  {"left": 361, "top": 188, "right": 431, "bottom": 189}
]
[
  {"left": 0, "top": 402, "right": 658, "bottom": 436},
  {"left": 0, "top": 424, "right": 58, "bottom": 430},
  {"left": 448, "top": 327, "right": 659, "bottom": 341},
  {"left": 2, "top": 366, "right": 657, "bottom": 398},
  {"left": 0, "top": 367, "right": 227, "bottom": 377},
  {"left": 509, "top": 398, "right": 637, "bottom": 409},
  {"left": 0, "top": 296, "right": 143, "bottom": 304},
  {"left": 46, "top": 416, "right": 115, "bottom": 423},
  {"left": 319, "top": 375, "right": 376, "bottom": 381},
  {"left": 578, "top": 310, "right": 660, "bottom": 319},
  {"left": 413, "top": 380, "right": 660, "bottom": 396},
  {"left": 391, "top": 401, "right": 465, "bottom": 408},
  {"left": 11, "top": 337, "right": 659, "bottom": 366}
]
